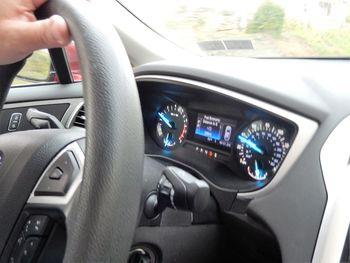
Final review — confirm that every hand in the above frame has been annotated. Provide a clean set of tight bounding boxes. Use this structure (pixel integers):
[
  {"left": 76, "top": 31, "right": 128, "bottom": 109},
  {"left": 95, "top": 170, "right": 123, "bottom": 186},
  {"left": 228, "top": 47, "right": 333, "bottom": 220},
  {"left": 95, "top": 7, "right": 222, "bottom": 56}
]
[{"left": 0, "top": 0, "right": 71, "bottom": 65}]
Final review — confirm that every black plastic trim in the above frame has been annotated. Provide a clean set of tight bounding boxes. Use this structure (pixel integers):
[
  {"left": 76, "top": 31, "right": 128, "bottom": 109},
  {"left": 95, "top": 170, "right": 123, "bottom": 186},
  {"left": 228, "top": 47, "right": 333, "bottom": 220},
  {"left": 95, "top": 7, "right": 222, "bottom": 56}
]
[{"left": 48, "top": 48, "right": 73, "bottom": 84}]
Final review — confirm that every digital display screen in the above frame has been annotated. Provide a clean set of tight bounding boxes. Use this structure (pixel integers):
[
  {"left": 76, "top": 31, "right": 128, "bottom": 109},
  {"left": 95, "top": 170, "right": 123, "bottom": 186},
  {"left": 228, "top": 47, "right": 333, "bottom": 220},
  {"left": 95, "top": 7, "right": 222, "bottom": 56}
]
[{"left": 194, "top": 113, "right": 236, "bottom": 149}]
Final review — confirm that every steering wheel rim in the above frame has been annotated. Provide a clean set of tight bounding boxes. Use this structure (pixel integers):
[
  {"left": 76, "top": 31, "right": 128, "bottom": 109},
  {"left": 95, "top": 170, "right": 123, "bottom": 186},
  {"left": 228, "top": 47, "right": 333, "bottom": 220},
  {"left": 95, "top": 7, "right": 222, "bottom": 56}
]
[{"left": 38, "top": 0, "right": 144, "bottom": 262}]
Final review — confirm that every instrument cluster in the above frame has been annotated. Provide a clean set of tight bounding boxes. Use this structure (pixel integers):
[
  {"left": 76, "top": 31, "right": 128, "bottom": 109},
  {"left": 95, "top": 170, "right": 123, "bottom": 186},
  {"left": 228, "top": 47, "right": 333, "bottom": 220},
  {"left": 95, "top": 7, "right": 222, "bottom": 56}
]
[
  {"left": 138, "top": 80, "right": 297, "bottom": 192},
  {"left": 154, "top": 102, "right": 292, "bottom": 182}
]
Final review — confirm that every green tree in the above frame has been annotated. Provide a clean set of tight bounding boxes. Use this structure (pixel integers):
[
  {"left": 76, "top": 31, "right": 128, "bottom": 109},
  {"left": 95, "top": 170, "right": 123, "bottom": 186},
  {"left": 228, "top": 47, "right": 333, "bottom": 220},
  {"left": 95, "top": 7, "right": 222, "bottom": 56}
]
[
  {"left": 247, "top": 1, "right": 285, "bottom": 36},
  {"left": 346, "top": 15, "right": 350, "bottom": 24}
]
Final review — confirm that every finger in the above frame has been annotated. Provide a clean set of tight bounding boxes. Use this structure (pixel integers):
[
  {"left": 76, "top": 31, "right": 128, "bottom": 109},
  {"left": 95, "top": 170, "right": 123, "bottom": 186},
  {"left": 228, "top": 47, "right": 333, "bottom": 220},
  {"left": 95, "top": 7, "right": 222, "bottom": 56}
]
[
  {"left": 24, "top": 15, "right": 71, "bottom": 50},
  {"left": 0, "top": 15, "right": 71, "bottom": 64}
]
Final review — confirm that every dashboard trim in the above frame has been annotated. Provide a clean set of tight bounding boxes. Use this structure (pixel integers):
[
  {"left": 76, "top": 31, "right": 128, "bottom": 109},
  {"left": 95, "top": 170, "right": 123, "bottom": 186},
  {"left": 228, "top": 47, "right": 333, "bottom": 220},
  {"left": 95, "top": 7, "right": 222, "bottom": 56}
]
[
  {"left": 135, "top": 75, "right": 318, "bottom": 197},
  {"left": 3, "top": 98, "right": 84, "bottom": 128},
  {"left": 66, "top": 100, "right": 85, "bottom": 128},
  {"left": 313, "top": 115, "right": 350, "bottom": 263}
]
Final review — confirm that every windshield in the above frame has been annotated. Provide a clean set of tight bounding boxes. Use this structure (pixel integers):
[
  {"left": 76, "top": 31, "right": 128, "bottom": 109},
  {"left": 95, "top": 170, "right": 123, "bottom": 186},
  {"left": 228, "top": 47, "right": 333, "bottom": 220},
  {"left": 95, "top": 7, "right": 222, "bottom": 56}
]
[{"left": 119, "top": 0, "right": 350, "bottom": 57}]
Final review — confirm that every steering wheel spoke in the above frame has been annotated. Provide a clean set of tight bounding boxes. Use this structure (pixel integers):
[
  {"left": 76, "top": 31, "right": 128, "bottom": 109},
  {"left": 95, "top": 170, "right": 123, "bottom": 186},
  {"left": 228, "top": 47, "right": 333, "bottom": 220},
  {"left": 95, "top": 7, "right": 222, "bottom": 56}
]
[
  {"left": 1, "top": 141, "right": 85, "bottom": 263},
  {"left": 0, "top": 129, "right": 85, "bottom": 263},
  {"left": 27, "top": 141, "right": 85, "bottom": 216}
]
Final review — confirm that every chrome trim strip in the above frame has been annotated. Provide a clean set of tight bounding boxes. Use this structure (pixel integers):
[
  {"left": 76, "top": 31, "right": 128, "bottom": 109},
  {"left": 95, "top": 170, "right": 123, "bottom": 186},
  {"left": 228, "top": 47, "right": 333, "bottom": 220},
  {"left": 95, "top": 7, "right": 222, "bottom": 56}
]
[
  {"left": 66, "top": 101, "right": 84, "bottom": 128},
  {"left": 3, "top": 98, "right": 81, "bottom": 109},
  {"left": 135, "top": 75, "right": 318, "bottom": 198},
  {"left": 61, "top": 99, "right": 84, "bottom": 127},
  {"left": 27, "top": 142, "right": 84, "bottom": 216},
  {"left": 312, "top": 115, "right": 350, "bottom": 263}
]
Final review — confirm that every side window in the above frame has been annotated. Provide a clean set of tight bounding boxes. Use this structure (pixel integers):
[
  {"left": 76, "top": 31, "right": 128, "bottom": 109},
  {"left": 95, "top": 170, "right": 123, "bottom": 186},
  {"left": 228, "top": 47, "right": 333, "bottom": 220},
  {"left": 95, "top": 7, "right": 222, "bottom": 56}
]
[
  {"left": 12, "top": 49, "right": 55, "bottom": 86},
  {"left": 12, "top": 43, "right": 81, "bottom": 86}
]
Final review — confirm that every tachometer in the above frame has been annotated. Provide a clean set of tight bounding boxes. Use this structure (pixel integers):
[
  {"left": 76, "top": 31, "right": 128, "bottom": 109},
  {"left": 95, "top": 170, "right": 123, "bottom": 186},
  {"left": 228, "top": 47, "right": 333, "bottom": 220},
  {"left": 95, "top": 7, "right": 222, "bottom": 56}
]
[
  {"left": 155, "top": 103, "right": 188, "bottom": 149},
  {"left": 236, "top": 120, "right": 290, "bottom": 181}
]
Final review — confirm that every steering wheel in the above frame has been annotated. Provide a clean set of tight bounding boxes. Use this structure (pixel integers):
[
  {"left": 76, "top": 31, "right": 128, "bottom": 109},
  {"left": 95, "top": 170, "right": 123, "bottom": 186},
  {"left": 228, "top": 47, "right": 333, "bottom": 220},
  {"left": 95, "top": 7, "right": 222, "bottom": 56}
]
[{"left": 0, "top": 0, "right": 144, "bottom": 262}]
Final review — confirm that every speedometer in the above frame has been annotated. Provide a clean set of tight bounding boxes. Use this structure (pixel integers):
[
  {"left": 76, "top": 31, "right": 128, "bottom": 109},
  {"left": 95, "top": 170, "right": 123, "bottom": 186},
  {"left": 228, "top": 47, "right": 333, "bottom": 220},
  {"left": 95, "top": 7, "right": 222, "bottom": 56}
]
[
  {"left": 155, "top": 103, "right": 188, "bottom": 150},
  {"left": 236, "top": 120, "right": 290, "bottom": 181}
]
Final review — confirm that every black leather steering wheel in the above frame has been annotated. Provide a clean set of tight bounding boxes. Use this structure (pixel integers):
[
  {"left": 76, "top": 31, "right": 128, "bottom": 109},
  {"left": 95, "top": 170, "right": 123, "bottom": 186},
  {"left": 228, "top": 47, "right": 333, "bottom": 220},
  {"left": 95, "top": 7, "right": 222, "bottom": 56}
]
[{"left": 0, "top": 0, "right": 144, "bottom": 262}]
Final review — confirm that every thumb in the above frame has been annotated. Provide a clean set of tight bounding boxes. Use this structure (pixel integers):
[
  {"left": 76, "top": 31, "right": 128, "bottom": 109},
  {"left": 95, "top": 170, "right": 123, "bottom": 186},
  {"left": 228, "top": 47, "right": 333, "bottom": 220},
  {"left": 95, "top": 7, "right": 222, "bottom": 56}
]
[{"left": 25, "top": 15, "right": 71, "bottom": 50}]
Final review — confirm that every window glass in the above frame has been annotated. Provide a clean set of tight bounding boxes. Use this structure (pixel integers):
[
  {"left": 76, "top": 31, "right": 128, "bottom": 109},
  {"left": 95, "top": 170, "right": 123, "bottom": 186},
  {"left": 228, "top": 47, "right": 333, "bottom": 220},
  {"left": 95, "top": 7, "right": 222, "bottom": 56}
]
[
  {"left": 120, "top": 0, "right": 350, "bottom": 57},
  {"left": 65, "top": 42, "right": 82, "bottom": 82},
  {"left": 13, "top": 49, "right": 55, "bottom": 86}
]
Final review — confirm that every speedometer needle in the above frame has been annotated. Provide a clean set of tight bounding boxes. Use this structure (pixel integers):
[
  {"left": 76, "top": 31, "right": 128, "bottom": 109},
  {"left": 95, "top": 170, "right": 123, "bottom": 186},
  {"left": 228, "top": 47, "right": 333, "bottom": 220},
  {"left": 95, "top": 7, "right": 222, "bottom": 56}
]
[
  {"left": 255, "top": 160, "right": 261, "bottom": 179},
  {"left": 164, "top": 133, "right": 170, "bottom": 147},
  {"left": 238, "top": 135, "right": 264, "bottom": 155},
  {"left": 158, "top": 112, "right": 173, "bottom": 128}
]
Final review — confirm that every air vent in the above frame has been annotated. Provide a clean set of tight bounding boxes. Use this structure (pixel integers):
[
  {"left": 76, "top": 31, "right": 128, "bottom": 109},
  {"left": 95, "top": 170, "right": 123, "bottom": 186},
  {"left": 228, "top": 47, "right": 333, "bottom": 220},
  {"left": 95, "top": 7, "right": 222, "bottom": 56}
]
[{"left": 73, "top": 105, "right": 85, "bottom": 128}]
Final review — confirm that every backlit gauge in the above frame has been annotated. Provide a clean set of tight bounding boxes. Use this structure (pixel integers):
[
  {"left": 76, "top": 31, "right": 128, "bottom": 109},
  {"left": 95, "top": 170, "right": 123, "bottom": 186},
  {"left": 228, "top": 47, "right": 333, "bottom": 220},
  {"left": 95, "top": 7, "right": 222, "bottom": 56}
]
[
  {"left": 155, "top": 103, "right": 188, "bottom": 150},
  {"left": 236, "top": 120, "right": 290, "bottom": 181}
]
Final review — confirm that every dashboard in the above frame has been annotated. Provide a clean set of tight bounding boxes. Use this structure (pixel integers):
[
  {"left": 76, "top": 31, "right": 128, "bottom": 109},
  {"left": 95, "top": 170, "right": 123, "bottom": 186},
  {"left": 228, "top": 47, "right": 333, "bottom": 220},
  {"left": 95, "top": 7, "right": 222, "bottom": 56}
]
[
  {"left": 2, "top": 56, "right": 349, "bottom": 263},
  {"left": 138, "top": 77, "right": 298, "bottom": 192}
]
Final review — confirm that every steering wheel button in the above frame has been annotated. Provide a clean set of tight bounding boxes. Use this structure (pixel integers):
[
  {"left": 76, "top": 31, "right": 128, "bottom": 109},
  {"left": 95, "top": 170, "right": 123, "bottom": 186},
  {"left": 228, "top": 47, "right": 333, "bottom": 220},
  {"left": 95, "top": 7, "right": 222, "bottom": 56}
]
[
  {"left": 57, "top": 151, "right": 79, "bottom": 175},
  {"left": 23, "top": 215, "right": 51, "bottom": 238},
  {"left": 16, "top": 233, "right": 25, "bottom": 247},
  {"left": 49, "top": 168, "right": 63, "bottom": 180},
  {"left": 34, "top": 150, "right": 79, "bottom": 196},
  {"left": 34, "top": 173, "right": 69, "bottom": 196},
  {"left": 18, "top": 237, "right": 41, "bottom": 263},
  {"left": 9, "top": 232, "right": 26, "bottom": 263}
]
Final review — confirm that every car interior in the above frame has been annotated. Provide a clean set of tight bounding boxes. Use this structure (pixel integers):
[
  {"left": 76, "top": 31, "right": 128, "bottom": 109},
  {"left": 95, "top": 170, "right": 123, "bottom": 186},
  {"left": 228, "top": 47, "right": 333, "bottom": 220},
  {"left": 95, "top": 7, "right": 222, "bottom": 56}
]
[{"left": 0, "top": 0, "right": 349, "bottom": 262}]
